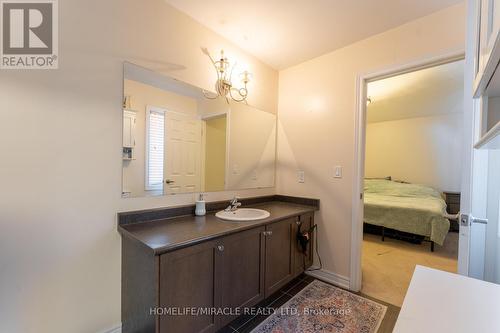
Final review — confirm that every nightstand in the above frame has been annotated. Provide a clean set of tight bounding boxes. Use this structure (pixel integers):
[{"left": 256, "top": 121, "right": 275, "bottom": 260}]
[{"left": 444, "top": 191, "right": 460, "bottom": 232}]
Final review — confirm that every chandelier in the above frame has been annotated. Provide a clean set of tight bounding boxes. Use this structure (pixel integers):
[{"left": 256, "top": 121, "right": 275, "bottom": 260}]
[{"left": 202, "top": 48, "right": 251, "bottom": 103}]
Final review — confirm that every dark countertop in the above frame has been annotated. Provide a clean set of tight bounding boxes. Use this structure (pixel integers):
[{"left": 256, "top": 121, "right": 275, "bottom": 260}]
[{"left": 119, "top": 201, "right": 317, "bottom": 255}]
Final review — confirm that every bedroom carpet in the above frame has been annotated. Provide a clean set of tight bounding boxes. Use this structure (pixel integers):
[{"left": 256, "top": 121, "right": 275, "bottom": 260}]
[{"left": 361, "top": 232, "right": 458, "bottom": 307}]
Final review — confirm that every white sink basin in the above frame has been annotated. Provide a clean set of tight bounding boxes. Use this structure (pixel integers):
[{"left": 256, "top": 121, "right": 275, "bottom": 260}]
[{"left": 215, "top": 208, "right": 270, "bottom": 222}]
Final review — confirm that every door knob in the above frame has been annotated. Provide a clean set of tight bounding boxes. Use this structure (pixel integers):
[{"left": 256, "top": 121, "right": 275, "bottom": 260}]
[
  {"left": 471, "top": 216, "right": 488, "bottom": 224},
  {"left": 217, "top": 245, "right": 224, "bottom": 252},
  {"left": 460, "top": 214, "right": 488, "bottom": 226}
]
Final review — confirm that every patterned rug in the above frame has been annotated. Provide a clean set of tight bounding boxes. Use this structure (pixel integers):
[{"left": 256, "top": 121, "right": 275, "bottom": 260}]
[{"left": 251, "top": 280, "right": 387, "bottom": 333}]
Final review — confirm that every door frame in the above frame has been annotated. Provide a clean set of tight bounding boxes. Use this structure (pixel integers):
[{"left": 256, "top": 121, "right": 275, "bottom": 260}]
[{"left": 350, "top": 51, "right": 465, "bottom": 292}]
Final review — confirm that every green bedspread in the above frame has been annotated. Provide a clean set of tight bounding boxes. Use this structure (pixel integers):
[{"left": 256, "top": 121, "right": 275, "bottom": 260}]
[{"left": 364, "top": 179, "right": 450, "bottom": 245}]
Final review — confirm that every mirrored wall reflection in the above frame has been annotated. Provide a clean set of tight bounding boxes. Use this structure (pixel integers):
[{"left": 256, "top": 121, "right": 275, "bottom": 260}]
[{"left": 122, "top": 62, "right": 276, "bottom": 198}]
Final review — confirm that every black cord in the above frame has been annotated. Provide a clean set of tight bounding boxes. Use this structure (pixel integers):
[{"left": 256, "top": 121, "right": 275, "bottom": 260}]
[{"left": 306, "top": 224, "right": 323, "bottom": 272}]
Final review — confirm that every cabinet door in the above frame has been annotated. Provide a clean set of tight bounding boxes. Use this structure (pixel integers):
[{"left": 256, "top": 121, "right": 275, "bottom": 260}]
[
  {"left": 123, "top": 115, "right": 133, "bottom": 148},
  {"left": 123, "top": 111, "right": 136, "bottom": 148},
  {"left": 478, "top": 0, "right": 500, "bottom": 75},
  {"left": 220, "top": 227, "right": 265, "bottom": 326},
  {"left": 264, "top": 218, "right": 294, "bottom": 297},
  {"left": 294, "top": 213, "right": 314, "bottom": 276},
  {"left": 159, "top": 240, "right": 222, "bottom": 333}
]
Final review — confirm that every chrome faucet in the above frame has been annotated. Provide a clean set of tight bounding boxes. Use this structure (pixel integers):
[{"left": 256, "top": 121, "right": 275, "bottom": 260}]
[{"left": 225, "top": 196, "right": 242, "bottom": 211}]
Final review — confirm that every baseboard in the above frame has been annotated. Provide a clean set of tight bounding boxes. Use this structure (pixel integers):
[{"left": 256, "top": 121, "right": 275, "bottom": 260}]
[
  {"left": 306, "top": 269, "right": 350, "bottom": 290},
  {"left": 100, "top": 324, "right": 121, "bottom": 333}
]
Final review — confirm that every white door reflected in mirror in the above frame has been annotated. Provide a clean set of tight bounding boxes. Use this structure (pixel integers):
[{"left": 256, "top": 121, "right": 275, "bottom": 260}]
[{"left": 121, "top": 62, "right": 277, "bottom": 198}]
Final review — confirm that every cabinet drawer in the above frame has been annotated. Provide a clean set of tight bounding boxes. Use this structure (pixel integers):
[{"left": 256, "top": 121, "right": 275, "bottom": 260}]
[
  {"left": 447, "top": 203, "right": 460, "bottom": 215},
  {"left": 445, "top": 194, "right": 461, "bottom": 204}
]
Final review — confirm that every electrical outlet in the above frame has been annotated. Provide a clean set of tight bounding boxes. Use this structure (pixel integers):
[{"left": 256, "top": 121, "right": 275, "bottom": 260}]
[
  {"left": 334, "top": 166, "right": 342, "bottom": 178},
  {"left": 298, "top": 171, "right": 305, "bottom": 183}
]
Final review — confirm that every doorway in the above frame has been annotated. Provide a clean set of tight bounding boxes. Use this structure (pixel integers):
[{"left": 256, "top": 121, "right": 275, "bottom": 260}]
[
  {"left": 350, "top": 53, "right": 465, "bottom": 306},
  {"left": 202, "top": 115, "right": 227, "bottom": 192}
]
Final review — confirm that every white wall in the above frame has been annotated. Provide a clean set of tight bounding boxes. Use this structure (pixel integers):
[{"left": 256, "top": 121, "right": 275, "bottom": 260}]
[
  {"left": 365, "top": 113, "right": 463, "bottom": 192},
  {"left": 277, "top": 3, "right": 466, "bottom": 281},
  {"left": 0, "top": 1, "right": 278, "bottom": 332}
]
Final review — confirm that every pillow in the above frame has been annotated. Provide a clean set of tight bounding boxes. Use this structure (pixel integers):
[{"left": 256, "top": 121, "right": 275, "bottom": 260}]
[{"left": 365, "top": 176, "right": 391, "bottom": 181}]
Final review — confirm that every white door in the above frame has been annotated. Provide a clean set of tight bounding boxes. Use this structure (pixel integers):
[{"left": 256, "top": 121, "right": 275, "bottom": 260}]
[
  {"left": 459, "top": 97, "right": 489, "bottom": 279},
  {"left": 164, "top": 111, "right": 202, "bottom": 194},
  {"left": 459, "top": 0, "right": 492, "bottom": 279}
]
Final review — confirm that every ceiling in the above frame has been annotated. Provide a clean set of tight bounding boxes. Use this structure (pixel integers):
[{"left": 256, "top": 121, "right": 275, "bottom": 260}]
[
  {"left": 164, "top": 0, "right": 463, "bottom": 70},
  {"left": 367, "top": 60, "right": 464, "bottom": 123}
]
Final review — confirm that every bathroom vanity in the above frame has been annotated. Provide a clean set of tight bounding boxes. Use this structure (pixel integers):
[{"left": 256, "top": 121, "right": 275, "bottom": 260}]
[{"left": 118, "top": 195, "right": 319, "bottom": 333}]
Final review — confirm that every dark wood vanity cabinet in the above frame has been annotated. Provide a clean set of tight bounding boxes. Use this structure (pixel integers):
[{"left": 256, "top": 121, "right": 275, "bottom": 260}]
[
  {"left": 264, "top": 217, "right": 295, "bottom": 296},
  {"left": 219, "top": 227, "right": 266, "bottom": 326},
  {"left": 122, "top": 211, "right": 315, "bottom": 333},
  {"left": 158, "top": 227, "right": 266, "bottom": 333},
  {"left": 159, "top": 239, "right": 222, "bottom": 333}
]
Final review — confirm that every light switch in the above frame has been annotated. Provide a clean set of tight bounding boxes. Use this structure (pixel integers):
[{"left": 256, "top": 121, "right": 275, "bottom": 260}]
[
  {"left": 298, "top": 171, "right": 305, "bottom": 183},
  {"left": 334, "top": 166, "right": 342, "bottom": 178},
  {"left": 252, "top": 170, "right": 258, "bottom": 180}
]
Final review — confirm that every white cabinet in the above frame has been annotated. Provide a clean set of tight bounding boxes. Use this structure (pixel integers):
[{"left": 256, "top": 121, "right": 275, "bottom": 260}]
[
  {"left": 474, "top": 0, "right": 500, "bottom": 96},
  {"left": 472, "top": 0, "right": 500, "bottom": 149},
  {"left": 123, "top": 110, "right": 137, "bottom": 149},
  {"left": 477, "top": 1, "right": 500, "bottom": 79}
]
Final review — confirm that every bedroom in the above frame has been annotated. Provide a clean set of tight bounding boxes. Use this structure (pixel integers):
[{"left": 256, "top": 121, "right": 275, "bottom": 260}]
[{"left": 361, "top": 59, "right": 465, "bottom": 306}]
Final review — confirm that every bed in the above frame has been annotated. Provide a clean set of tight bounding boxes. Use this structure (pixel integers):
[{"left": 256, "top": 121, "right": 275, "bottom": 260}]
[{"left": 364, "top": 179, "right": 450, "bottom": 249}]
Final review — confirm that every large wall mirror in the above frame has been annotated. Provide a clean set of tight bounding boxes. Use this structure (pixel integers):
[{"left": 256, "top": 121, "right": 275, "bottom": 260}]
[{"left": 122, "top": 63, "right": 276, "bottom": 198}]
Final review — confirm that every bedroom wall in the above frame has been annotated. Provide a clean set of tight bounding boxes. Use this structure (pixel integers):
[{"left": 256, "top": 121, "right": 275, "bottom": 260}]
[
  {"left": 365, "top": 113, "right": 463, "bottom": 192},
  {"left": 277, "top": 3, "right": 466, "bottom": 283},
  {"left": 0, "top": 1, "right": 278, "bottom": 332}
]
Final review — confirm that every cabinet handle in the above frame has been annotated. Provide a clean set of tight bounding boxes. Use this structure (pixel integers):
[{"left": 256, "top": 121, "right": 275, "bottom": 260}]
[
  {"left": 217, "top": 245, "right": 224, "bottom": 252},
  {"left": 296, "top": 220, "right": 301, "bottom": 225},
  {"left": 263, "top": 231, "right": 273, "bottom": 236}
]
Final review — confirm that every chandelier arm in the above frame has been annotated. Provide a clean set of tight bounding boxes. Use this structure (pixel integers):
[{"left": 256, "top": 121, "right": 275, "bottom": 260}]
[
  {"left": 205, "top": 50, "right": 217, "bottom": 67},
  {"left": 229, "top": 87, "right": 247, "bottom": 102}
]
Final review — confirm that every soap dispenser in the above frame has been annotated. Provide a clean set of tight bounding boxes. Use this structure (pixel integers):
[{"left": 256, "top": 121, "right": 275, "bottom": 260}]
[{"left": 195, "top": 193, "right": 206, "bottom": 216}]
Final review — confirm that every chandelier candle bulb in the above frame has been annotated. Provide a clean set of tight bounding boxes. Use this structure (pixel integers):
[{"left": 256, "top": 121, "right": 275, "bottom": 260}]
[{"left": 203, "top": 49, "right": 252, "bottom": 103}]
